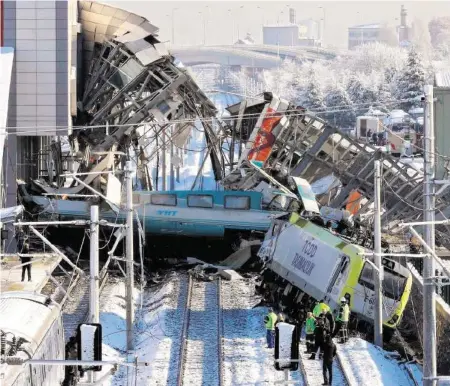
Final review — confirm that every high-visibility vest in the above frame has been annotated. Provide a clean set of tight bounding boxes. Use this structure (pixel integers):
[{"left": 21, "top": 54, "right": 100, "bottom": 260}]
[
  {"left": 305, "top": 317, "right": 316, "bottom": 334},
  {"left": 265, "top": 312, "right": 277, "bottom": 330},
  {"left": 337, "top": 304, "right": 350, "bottom": 322},
  {"left": 313, "top": 302, "right": 330, "bottom": 317}
]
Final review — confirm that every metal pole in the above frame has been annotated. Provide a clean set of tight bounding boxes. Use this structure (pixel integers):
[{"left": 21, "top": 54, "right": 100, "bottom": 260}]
[
  {"left": 161, "top": 131, "right": 166, "bottom": 191},
  {"left": 170, "top": 126, "right": 175, "bottom": 190},
  {"left": 90, "top": 205, "right": 100, "bottom": 323},
  {"left": 171, "top": 8, "right": 177, "bottom": 45},
  {"left": 423, "top": 84, "right": 437, "bottom": 386},
  {"left": 125, "top": 161, "right": 134, "bottom": 352},
  {"left": 373, "top": 160, "right": 383, "bottom": 348},
  {"left": 88, "top": 205, "right": 99, "bottom": 383}
]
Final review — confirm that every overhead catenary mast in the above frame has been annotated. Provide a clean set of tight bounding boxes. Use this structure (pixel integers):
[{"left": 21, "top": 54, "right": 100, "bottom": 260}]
[{"left": 423, "top": 85, "right": 437, "bottom": 386}]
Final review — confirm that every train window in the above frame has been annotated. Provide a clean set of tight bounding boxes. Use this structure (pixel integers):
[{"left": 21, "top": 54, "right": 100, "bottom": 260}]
[
  {"left": 358, "top": 262, "right": 406, "bottom": 301},
  {"left": 187, "top": 195, "right": 213, "bottom": 208},
  {"left": 224, "top": 196, "right": 250, "bottom": 210},
  {"left": 150, "top": 194, "right": 177, "bottom": 206}
]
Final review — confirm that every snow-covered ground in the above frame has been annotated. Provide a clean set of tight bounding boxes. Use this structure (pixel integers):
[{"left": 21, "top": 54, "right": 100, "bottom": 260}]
[
  {"left": 95, "top": 274, "right": 304, "bottom": 385},
  {"left": 221, "top": 278, "right": 304, "bottom": 385},
  {"left": 90, "top": 276, "right": 424, "bottom": 386},
  {"left": 336, "top": 337, "right": 414, "bottom": 386}
]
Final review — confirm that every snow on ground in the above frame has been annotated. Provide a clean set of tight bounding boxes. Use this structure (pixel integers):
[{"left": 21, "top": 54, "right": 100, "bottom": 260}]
[
  {"left": 88, "top": 276, "right": 182, "bottom": 386},
  {"left": 337, "top": 337, "right": 413, "bottom": 386},
  {"left": 299, "top": 341, "right": 346, "bottom": 386},
  {"left": 221, "top": 278, "right": 304, "bottom": 385}
]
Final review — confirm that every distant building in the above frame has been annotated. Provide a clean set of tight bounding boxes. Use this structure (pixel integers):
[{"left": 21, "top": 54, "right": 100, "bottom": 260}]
[
  {"left": 262, "top": 8, "right": 321, "bottom": 47},
  {"left": 348, "top": 24, "right": 383, "bottom": 49},
  {"left": 297, "top": 19, "right": 320, "bottom": 41},
  {"left": 348, "top": 5, "right": 412, "bottom": 49},
  {"left": 434, "top": 70, "right": 450, "bottom": 179}
]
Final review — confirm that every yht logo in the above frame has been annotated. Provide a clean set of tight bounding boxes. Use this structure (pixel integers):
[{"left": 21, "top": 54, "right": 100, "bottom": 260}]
[{"left": 157, "top": 210, "right": 177, "bottom": 216}]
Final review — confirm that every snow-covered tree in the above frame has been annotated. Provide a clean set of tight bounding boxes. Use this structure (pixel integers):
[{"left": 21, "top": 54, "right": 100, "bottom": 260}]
[
  {"left": 428, "top": 17, "right": 450, "bottom": 49},
  {"left": 325, "top": 83, "right": 355, "bottom": 129},
  {"left": 302, "top": 67, "right": 326, "bottom": 111},
  {"left": 347, "top": 74, "right": 378, "bottom": 115},
  {"left": 396, "top": 46, "right": 426, "bottom": 111}
]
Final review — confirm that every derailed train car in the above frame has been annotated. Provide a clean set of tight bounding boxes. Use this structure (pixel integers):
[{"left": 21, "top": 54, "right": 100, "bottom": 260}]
[
  {"left": 258, "top": 212, "right": 412, "bottom": 337},
  {"left": 0, "top": 292, "right": 65, "bottom": 386}
]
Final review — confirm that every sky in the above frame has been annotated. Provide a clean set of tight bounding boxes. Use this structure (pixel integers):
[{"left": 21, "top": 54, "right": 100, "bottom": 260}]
[{"left": 104, "top": 1, "right": 450, "bottom": 49}]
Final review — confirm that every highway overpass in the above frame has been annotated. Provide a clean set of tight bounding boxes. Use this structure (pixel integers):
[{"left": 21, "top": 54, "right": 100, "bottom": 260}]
[{"left": 170, "top": 45, "right": 337, "bottom": 69}]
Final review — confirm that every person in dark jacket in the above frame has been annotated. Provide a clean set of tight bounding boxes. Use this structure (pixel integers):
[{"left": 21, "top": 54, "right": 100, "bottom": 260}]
[
  {"left": 309, "top": 315, "right": 327, "bottom": 360},
  {"left": 322, "top": 335, "right": 337, "bottom": 385},
  {"left": 17, "top": 236, "right": 32, "bottom": 282},
  {"left": 324, "top": 310, "right": 335, "bottom": 336}
]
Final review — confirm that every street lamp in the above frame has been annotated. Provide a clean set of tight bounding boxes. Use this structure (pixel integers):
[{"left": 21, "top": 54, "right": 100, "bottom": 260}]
[
  {"left": 228, "top": 9, "right": 234, "bottom": 44},
  {"left": 198, "top": 11, "right": 206, "bottom": 46},
  {"left": 237, "top": 5, "right": 244, "bottom": 41},
  {"left": 357, "top": 11, "right": 364, "bottom": 47},
  {"left": 171, "top": 8, "right": 178, "bottom": 45},
  {"left": 257, "top": 6, "right": 264, "bottom": 44},
  {"left": 204, "top": 5, "right": 209, "bottom": 46},
  {"left": 318, "top": 6, "right": 326, "bottom": 47}
]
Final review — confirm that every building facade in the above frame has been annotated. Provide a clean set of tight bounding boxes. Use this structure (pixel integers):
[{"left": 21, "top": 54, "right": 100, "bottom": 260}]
[
  {"left": 348, "top": 24, "right": 382, "bottom": 49},
  {"left": 0, "top": 0, "right": 71, "bottom": 209},
  {"left": 263, "top": 24, "right": 319, "bottom": 47}
]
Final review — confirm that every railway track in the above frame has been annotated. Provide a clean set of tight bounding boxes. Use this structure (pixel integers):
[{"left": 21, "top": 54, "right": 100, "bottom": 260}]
[
  {"left": 177, "top": 275, "right": 224, "bottom": 386},
  {"left": 298, "top": 340, "right": 348, "bottom": 386},
  {"left": 40, "top": 260, "right": 110, "bottom": 342}
]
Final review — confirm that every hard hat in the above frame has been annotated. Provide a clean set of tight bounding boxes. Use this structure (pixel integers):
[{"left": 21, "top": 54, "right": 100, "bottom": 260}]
[{"left": 340, "top": 297, "right": 347, "bottom": 303}]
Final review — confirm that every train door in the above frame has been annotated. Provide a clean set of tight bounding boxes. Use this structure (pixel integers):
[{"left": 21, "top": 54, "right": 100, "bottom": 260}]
[{"left": 323, "top": 254, "right": 350, "bottom": 309}]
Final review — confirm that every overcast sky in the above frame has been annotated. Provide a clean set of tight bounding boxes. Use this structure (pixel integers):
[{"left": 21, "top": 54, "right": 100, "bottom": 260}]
[{"left": 104, "top": 1, "right": 450, "bottom": 49}]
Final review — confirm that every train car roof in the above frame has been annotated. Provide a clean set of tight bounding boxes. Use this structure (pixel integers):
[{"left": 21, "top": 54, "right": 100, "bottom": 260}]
[
  {"left": 134, "top": 190, "right": 264, "bottom": 199},
  {"left": 0, "top": 292, "right": 61, "bottom": 355},
  {"left": 290, "top": 213, "right": 364, "bottom": 256}
]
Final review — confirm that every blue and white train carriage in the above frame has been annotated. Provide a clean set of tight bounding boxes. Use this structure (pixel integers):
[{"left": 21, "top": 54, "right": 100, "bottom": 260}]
[
  {"left": 27, "top": 190, "right": 288, "bottom": 239},
  {"left": 0, "top": 292, "right": 65, "bottom": 386},
  {"left": 132, "top": 190, "right": 288, "bottom": 238}
]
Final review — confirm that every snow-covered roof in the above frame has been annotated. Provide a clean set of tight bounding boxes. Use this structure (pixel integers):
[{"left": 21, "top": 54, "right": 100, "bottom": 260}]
[
  {"left": 435, "top": 70, "right": 450, "bottom": 87},
  {"left": 349, "top": 23, "right": 382, "bottom": 29},
  {"left": 408, "top": 107, "right": 423, "bottom": 114}
]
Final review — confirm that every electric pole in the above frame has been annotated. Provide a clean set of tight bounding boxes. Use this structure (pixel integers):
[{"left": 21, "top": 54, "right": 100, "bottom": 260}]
[
  {"left": 423, "top": 84, "right": 437, "bottom": 386},
  {"left": 89, "top": 205, "right": 100, "bottom": 324},
  {"left": 125, "top": 161, "right": 134, "bottom": 351},
  {"left": 170, "top": 126, "right": 175, "bottom": 190},
  {"left": 88, "top": 205, "right": 100, "bottom": 383},
  {"left": 162, "top": 131, "right": 166, "bottom": 191},
  {"left": 373, "top": 159, "right": 383, "bottom": 348}
]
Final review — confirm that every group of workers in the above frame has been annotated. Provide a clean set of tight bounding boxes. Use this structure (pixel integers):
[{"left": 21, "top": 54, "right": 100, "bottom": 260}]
[{"left": 265, "top": 297, "right": 350, "bottom": 386}]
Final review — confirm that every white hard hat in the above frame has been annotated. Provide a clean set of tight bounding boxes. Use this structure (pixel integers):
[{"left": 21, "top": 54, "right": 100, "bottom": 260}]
[{"left": 340, "top": 297, "right": 347, "bottom": 303}]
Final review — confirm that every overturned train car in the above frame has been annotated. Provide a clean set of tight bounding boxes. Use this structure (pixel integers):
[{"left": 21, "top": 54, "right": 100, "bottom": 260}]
[{"left": 258, "top": 213, "right": 412, "bottom": 337}]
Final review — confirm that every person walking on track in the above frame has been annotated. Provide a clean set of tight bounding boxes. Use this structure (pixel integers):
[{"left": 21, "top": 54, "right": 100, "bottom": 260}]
[{"left": 322, "top": 334, "right": 337, "bottom": 385}]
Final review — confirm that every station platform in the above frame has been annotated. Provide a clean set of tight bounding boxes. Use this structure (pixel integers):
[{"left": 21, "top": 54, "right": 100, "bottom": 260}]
[{"left": 0, "top": 253, "right": 61, "bottom": 293}]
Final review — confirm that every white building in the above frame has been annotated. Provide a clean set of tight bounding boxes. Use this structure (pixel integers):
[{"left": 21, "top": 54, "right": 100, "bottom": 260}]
[{"left": 348, "top": 24, "right": 383, "bottom": 49}]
